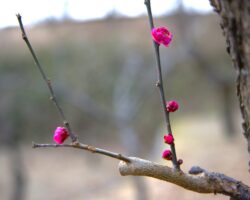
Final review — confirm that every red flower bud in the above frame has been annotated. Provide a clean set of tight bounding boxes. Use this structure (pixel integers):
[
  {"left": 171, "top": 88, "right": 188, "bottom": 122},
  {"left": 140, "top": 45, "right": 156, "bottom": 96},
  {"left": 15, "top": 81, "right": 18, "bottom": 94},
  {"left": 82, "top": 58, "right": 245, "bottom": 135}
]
[
  {"left": 166, "top": 101, "right": 179, "bottom": 112},
  {"left": 164, "top": 133, "right": 174, "bottom": 144},
  {"left": 151, "top": 26, "right": 173, "bottom": 47},
  {"left": 53, "top": 127, "right": 69, "bottom": 144},
  {"left": 162, "top": 149, "right": 172, "bottom": 160},
  {"left": 177, "top": 159, "right": 183, "bottom": 165}
]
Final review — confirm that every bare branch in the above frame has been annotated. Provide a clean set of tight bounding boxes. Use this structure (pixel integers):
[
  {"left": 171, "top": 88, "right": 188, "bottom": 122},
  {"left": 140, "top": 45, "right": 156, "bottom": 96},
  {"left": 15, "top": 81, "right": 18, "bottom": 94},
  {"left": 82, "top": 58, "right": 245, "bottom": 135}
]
[
  {"left": 33, "top": 141, "right": 250, "bottom": 199},
  {"left": 119, "top": 157, "right": 250, "bottom": 200},
  {"left": 32, "top": 142, "right": 130, "bottom": 163},
  {"left": 16, "top": 14, "right": 77, "bottom": 142}
]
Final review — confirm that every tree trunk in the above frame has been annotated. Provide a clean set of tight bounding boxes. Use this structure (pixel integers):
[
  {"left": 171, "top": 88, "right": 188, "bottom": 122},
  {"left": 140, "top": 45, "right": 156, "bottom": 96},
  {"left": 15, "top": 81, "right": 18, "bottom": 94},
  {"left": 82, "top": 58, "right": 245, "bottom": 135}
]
[{"left": 210, "top": 0, "right": 250, "bottom": 170}]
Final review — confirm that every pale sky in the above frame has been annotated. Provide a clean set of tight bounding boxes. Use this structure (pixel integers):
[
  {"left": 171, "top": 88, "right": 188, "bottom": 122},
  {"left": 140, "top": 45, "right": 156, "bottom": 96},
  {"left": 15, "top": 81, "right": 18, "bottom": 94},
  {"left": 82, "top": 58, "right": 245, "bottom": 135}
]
[{"left": 0, "top": 0, "right": 212, "bottom": 28}]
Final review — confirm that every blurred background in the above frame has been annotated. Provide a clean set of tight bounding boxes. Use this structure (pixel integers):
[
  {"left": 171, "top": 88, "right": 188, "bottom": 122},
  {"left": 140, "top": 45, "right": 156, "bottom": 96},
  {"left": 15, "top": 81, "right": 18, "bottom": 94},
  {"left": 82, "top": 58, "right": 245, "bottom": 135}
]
[{"left": 1, "top": 0, "right": 249, "bottom": 200}]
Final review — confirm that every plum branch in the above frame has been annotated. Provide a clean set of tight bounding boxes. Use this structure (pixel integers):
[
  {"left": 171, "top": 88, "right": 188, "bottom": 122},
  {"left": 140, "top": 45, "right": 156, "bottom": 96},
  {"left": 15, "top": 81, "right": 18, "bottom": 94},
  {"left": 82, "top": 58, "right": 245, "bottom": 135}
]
[
  {"left": 16, "top": 14, "right": 77, "bottom": 143},
  {"left": 144, "top": 0, "right": 179, "bottom": 169},
  {"left": 16, "top": 13, "right": 131, "bottom": 163},
  {"left": 16, "top": 3, "right": 250, "bottom": 198},
  {"left": 32, "top": 142, "right": 130, "bottom": 162}
]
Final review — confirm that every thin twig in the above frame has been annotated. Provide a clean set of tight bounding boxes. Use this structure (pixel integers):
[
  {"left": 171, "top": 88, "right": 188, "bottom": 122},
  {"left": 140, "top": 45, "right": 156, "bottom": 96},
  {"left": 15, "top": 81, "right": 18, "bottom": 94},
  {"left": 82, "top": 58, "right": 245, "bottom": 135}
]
[
  {"left": 17, "top": 14, "right": 130, "bottom": 164},
  {"left": 144, "top": 0, "right": 179, "bottom": 169},
  {"left": 16, "top": 14, "right": 77, "bottom": 142},
  {"left": 32, "top": 142, "right": 131, "bottom": 163}
]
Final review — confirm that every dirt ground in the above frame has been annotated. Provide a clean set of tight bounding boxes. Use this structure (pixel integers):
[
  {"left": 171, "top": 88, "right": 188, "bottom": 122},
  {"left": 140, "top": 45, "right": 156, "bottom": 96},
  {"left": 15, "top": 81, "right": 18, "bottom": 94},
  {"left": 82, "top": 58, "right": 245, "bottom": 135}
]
[{"left": 1, "top": 114, "right": 249, "bottom": 200}]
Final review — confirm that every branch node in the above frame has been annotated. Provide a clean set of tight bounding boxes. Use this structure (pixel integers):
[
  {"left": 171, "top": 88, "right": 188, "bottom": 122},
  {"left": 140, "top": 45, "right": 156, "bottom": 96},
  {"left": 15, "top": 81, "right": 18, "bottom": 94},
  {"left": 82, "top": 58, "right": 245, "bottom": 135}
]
[
  {"left": 16, "top": 13, "right": 21, "bottom": 19},
  {"left": 50, "top": 96, "right": 54, "bottom": 101},
  {"left": 189, "top": 166, "right": 205, "bottom": 175},
  {"left": 32, "top": 142, "right": 36, "bottom": 148},
  {"left": 22, "top": 33, "right": 27, "bottom": 40},
  {"left": 47, "top": 79, "right": 51, "bottom": 84},
  {"left": 72, "top": 141, "right": 80, "bottom": 146},
  {"left": 63, "top": 121, "right": 69, "bottom": 126},
  {"left": 156, "top": 81, "right": 161, "bottom": 87},
  {"left": 87, "top": 145, "right": 96, "bottom": 153}
]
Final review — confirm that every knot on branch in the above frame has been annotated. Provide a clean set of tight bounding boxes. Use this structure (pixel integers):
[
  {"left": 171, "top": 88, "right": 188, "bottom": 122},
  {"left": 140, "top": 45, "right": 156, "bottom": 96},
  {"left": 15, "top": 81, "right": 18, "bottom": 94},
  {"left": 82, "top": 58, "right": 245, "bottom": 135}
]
[
  {"left": 189, "top": 166, "right": 205, "bottom": 175},
  {"left": 87, "top": 145, "right": 96, "bottom": 153}
]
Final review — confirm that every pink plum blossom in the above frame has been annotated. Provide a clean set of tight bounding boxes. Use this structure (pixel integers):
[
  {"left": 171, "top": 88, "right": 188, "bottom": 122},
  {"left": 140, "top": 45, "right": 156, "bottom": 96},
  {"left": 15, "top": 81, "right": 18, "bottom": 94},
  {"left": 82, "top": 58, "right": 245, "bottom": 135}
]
[
  {"left": 151, "top": 27, "right": 173, "bottom": 47},
  {"left": 166, "top": 101, "right": 179, "bottom": 112},
  {"left": 162, "top": 149, "right": 172, "bottom": 160},
  {"left": 53, "top": 127, "right": 69, "bottom": 144},
  {"left": 164, "top": 133, "right": 174, "bottom": 144}
]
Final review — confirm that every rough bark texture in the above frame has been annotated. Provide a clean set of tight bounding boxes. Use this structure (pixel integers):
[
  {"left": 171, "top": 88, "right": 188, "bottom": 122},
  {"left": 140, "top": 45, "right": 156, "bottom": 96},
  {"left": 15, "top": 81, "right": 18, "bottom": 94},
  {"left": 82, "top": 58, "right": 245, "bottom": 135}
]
[
  {"left": 119, "top": 157, "right": 250, "bottom": 199},
  {"left": 210, "top": 0, "right": 250, "bottom": 169}
]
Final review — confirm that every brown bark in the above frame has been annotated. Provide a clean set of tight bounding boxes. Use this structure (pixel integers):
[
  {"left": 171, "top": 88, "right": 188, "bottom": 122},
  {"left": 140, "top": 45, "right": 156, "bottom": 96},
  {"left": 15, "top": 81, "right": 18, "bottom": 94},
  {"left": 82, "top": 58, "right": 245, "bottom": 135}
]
[
  {"left": 119, "top": 157, "right": 250, "bottom": 200},
  {"left": 210, "top": 0, "right": 250, "bottom": 169}
]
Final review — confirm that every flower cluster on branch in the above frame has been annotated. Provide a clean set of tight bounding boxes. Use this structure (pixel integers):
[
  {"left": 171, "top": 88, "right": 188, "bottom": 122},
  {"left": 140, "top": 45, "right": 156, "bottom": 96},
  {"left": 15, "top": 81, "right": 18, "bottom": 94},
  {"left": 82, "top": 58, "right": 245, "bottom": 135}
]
[{"left": 15, "top": 0, "right": 250, "bottom": 199}]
